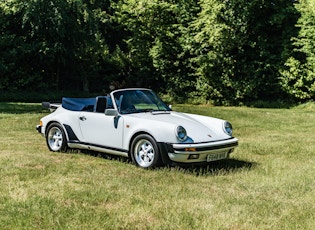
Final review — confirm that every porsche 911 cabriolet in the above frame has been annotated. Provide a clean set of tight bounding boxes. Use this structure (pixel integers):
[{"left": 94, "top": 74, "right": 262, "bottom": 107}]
[{"left": 36, "top": 88, "right": 238, "bottom": 168}]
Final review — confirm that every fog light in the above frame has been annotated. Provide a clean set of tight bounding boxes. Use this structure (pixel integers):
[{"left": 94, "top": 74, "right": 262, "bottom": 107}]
[{"left": 188, "top": 154, "right": 199, "bottom": 160}]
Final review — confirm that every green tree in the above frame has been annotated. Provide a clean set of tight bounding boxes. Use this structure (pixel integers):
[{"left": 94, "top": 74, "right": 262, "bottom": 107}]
[
  {"left": 0, "top": 0, "right": 114, "bottom": 93},
  {"left": 21, "top": 0, "right": 110, "bottom": 92},
  {"left": 115, "top": 0, "right": 199, "bottom": 95},
  {"left": 192, "top": 0, "right": 298, "bottom": 104},
  {"left": 0, "top": 1, "right": 36, "bottom": 91},
  {"left": 280, "top": 0, "right": 315, "bottom": 100}
]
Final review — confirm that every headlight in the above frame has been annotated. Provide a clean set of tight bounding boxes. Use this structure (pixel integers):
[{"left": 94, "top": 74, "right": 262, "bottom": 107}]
[
  {"left": 224, "top": 121, "right": 233, "bottom": 136},
  {"left": 176, "top": 126, "right": 187, "bottom": 141}
]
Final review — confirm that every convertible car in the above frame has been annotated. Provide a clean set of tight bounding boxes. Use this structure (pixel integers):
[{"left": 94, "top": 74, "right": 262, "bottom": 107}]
[{"left": 36, "top": 88, "right": 238, "bottom": 168}]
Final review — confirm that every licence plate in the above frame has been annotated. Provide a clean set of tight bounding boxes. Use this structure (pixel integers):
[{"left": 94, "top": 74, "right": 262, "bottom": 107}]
[{"left": 207, "top": 152, "right": 228, "bottom": 162}]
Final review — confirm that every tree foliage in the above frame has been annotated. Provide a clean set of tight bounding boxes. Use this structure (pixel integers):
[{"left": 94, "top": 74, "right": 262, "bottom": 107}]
[
  {"left": 115, "top": 0, "right": 199, "bottom": 95},
  {"left": 0, "top": 0, "right": 313, "bottom": 104},
  {"left": 191, "top": 0, "right": 299, "bottom": 104},
  {"left": 280, "top": 0, "right": 315, "bottom": 100},
  {"left": 0, "top": 0, "right": 114, "bottom": 92}
]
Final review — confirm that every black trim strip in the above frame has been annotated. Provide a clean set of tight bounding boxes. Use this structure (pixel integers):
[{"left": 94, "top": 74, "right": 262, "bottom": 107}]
[
  {"left": 68, "top": 140, "right": 128, "bottom": 153},
  {"left": 185, "top": 137, "right": 237, "bottom": 145},
  {"left": 63, "top": 124, "right": 79, "bottom": 141},
  {"left": 173, "top": 142, "right": 238, "bottom": 152},
  {"left": 156, "top": 142, "right": 172, "bottom": 165}
]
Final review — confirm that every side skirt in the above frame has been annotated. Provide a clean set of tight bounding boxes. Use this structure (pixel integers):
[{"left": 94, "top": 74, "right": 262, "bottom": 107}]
[{"left": 68, "top": 142, "right": 129, "bottom": 158}]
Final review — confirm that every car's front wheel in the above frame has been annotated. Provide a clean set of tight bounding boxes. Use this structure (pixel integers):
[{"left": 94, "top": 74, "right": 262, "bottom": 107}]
[
  {"left": 131, "top": 134, "right": 160, "bottom": 169},
  {"left": 46, "top": 122, "right": 68, "bottom": 152}
]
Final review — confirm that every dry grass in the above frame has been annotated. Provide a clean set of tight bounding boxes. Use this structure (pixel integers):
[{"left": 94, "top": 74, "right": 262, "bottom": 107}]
[{"left": 0, "top": 102, "right": 315, "bottom": 229}]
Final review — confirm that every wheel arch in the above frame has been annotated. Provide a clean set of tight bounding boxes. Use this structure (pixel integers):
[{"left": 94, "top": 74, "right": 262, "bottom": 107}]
[
  {"left": 128, "top": 131, "right": 154, "bottom": 158},
  {"left": 128, "top": 131, "right": 171, "bottom": 166},
  {"left": 45, "top": 121, "right": 69, "bottom": 152},
  {"left": 45, "top": 121, "right": 70, "bottom": 142}
]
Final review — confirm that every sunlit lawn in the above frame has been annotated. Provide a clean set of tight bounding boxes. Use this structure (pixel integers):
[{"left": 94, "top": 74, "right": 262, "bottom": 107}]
[{"left": 0, "top": 102, "right": 315, "bottom": 229}]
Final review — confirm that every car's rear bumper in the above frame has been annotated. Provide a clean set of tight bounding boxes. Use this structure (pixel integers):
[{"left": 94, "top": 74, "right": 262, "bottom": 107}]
[
  {"left": 158, "top": 137, "right": 238, "bottom": 164},
  {"left": 36, "top": 125, "right": 42, "bottom": 134}
]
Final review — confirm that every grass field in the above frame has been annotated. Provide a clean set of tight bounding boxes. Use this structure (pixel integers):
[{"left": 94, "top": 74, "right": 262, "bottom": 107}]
[{"left": 0, "top": 102, "right": 315, "bottom": 229}]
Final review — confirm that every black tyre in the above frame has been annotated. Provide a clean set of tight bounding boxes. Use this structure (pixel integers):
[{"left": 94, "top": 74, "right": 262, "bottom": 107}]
[
  {"left": 46, "top": 122, "right": 68, "bottom": 152},
  {"left": 131, "top": 134, "right": 160, "bottom": 169}
]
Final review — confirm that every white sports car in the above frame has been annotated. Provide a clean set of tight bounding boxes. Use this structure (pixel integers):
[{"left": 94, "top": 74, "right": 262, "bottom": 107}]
[{"left": 36, "top": 88, "right": 238, "bottom": 168}]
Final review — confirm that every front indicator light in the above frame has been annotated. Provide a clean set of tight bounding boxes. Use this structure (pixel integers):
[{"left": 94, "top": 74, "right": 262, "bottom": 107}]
[{"left": 185, "top": 148, "right": 196, "bottom": 152}]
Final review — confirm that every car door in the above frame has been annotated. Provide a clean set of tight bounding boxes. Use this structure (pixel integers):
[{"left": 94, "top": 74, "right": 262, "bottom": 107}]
[{"left": 78, "top": 111, "right": 124, "bottom": 150}]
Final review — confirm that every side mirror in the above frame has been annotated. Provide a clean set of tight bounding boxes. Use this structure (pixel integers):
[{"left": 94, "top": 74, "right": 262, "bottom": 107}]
[{"left": 105, "top": 109, "right": 118, "bottom": 117}]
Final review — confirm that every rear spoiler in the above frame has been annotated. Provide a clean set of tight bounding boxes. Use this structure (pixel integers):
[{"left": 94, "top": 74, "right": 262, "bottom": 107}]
[{"left": 42, "top": 102, "right": 61, "bottom": 112}]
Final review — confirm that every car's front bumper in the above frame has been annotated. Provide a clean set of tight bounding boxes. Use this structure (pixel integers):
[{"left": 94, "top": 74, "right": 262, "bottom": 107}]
[{"left": 158, "top": 137, "right": 238, "bottom": 163}]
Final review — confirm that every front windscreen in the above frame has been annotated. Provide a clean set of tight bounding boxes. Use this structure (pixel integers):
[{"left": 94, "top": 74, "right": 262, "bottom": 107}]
[{"left": 113, "top": 89, "right": 171, "bottom": 114}]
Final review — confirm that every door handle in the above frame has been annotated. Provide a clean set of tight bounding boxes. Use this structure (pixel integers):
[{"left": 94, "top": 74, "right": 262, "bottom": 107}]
[{"left": 79, "top": 116, "right": 86, "bottom": 121}]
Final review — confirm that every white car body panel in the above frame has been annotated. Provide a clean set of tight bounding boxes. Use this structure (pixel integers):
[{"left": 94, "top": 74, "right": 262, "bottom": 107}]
[
  {"left": 121, "top": 112, "right": 228, "bottom": 144},
  {"left": 78, "top": 111, "right": 124, "bottom": 149}
]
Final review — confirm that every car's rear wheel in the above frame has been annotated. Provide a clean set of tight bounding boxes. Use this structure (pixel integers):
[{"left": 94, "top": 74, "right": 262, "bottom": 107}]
[
  {"left": 131, "top": 134, "right": 160, "bottom": 169},
  {"left": 46, "top": 123, "right": 68, "bottom": 152}
]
